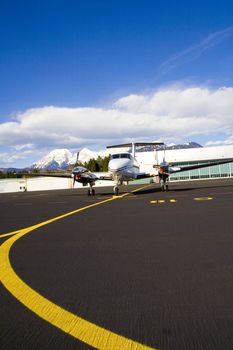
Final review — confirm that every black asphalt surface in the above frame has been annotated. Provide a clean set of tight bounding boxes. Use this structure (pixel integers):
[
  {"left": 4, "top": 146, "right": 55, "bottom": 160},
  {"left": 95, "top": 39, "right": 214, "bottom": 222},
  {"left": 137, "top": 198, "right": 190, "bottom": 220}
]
[{"left": 1, "top": 179, "right": 233, "bottom": 349}]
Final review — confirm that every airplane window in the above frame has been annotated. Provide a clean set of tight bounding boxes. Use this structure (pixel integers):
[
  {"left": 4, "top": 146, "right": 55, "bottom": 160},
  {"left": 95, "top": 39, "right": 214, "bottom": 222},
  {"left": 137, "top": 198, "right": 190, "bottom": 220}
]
[{"left": 111, "top": 153, "right": 130, "bottom": 159}]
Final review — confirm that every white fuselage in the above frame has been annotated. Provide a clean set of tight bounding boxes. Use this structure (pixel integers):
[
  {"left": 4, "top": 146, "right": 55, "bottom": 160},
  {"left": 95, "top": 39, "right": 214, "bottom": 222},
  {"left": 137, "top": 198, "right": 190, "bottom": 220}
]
[{"left": 108, "top": 153, "right": 140, "bottom": 183}]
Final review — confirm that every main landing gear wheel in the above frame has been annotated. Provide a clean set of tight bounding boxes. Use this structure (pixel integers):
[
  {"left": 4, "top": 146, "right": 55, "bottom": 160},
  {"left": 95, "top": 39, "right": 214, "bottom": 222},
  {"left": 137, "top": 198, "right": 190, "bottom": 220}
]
[
  {"left": 160, "top": 182, "right": 168, "bottom": 192},
  {"left": 88, "top": 188, "right": 95, "bottom": 196},
  {"left": 114, "top": 186, "right": 119, "bottom": 196}
]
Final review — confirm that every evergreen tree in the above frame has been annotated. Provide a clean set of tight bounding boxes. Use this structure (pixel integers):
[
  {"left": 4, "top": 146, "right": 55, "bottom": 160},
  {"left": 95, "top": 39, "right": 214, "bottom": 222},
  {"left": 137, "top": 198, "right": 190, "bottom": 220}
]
[{"left": 101, "top": 155, "right": 110, "bottom": 171}]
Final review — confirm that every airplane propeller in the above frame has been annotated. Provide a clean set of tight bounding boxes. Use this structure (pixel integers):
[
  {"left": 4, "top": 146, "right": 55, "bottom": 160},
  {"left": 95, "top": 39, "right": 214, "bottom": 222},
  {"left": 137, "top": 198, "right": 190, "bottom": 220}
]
[
  {"left": 75, "top": 152, "right": 80, "bottom": 166},
  {"left": 72, "top": 175, "right": 76, "bottom": 188},
  {"left": 72, "top": 152, "right": 80, "bottom": 188}
]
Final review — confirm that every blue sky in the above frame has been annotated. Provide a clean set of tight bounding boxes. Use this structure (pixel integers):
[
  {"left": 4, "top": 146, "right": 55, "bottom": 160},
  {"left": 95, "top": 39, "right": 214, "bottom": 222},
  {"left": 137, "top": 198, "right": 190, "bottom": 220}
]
[{"left": 1, "top": 0, "right": 233, "bottom": 167}]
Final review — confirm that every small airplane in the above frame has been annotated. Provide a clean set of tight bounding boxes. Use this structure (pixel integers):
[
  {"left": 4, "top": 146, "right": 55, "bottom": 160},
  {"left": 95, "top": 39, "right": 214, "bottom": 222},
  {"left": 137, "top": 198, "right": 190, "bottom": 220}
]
[
  {"left": 104, "top": 142, "right": 164, "bottom": 195},
  {"left": 154, "top": 151, "right": 233, "bottom": 191}
]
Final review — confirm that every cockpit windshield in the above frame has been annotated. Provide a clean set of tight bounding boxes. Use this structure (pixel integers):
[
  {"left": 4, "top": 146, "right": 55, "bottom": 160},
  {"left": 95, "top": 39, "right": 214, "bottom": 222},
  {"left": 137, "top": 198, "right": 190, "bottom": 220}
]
[
  {"left": 73, "top": 166, "right": 88, "bottom": 173},
  {"left": 111, "top": 153, "right": 131, "bottom": 160}
]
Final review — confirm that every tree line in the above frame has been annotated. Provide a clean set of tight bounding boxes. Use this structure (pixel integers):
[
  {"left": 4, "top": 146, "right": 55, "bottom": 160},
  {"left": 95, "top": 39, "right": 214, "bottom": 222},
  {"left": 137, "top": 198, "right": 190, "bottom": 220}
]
[{"left": 82, "top": 155, "right": 110, "bottom": 172}]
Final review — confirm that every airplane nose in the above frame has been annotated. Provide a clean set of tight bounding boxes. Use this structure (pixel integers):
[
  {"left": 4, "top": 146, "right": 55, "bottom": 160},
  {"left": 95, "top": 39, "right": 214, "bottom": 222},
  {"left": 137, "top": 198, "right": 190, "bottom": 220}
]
[{"left": 108, "top": 159, "right": 130, "bottom": 172}]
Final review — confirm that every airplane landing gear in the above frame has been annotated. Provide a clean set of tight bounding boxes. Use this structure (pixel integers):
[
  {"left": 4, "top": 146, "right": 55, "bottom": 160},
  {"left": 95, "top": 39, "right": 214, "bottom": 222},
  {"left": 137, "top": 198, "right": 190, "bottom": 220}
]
[
  {"left": 114, "top": 186, "right": 119, "bottom": 196},
  {"left": 160, "top": 181, "right": 169, "bottom": 192},
  {"left": 88, "top": 187, "right": 95, "bottom": 196}
]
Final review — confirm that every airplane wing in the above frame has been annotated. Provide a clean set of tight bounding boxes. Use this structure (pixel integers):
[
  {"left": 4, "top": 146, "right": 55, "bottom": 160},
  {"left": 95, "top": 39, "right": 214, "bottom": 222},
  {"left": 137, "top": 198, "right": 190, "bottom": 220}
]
[
  {"left": 19, "top": 172, "right": 73, "bottom": 178},
  {"left": 98, "top": 174, "right": 113, "bottom": 180},
  {"left": 170, "top": 158, "right": 233, "bottom": 174},
  {"left": 135, "top": 173, "right": 155, "bottom": 179},
  {"left": 21, "top": 171, "right": 115, "bottom": 181},
  {"left": 107, "top": 142, "right": 164, "bottom": 148},
  {"left": 98, "top": 171, "right": 154, "bottom": 181}
]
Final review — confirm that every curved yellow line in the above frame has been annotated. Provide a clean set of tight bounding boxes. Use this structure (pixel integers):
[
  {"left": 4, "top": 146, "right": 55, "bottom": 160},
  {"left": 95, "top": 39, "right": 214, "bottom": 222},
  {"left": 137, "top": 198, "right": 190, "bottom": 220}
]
[
  {"left": 0, "top": 230, "right": 21, "bottom": 238},
  {"left": 0, "top": 186, "right": 156, "bottom": 350}
]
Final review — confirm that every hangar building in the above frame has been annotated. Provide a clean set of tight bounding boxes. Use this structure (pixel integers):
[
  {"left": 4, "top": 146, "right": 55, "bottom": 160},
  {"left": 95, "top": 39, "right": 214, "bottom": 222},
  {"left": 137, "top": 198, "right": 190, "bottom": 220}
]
[{"left": 136, "top": 144, "right": 233, "bottom": 181}]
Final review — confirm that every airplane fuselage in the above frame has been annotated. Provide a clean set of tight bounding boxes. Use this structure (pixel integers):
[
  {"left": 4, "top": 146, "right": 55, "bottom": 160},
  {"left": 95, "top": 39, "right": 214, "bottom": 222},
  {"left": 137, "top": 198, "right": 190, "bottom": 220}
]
[{"left": 108, "top": 153, "right": 140, "bottom": 184}]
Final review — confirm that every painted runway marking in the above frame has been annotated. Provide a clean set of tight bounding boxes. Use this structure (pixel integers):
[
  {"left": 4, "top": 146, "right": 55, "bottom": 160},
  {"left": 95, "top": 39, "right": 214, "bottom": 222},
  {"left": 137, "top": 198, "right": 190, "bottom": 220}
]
[
  {"left": 150, "top": 199, "right": 177, "bottom": 204},
  {"left": 193, "top": 197, "right": 213, "bottom": 201},
  {"left": 0, "top": 184, "right": 155, "bottom": 350},
  {"left": 131, "top": 184, "right": 151, "bottom": 193},
  {"left": 0, "top": 230, "right": 21, "bottom": 238}
]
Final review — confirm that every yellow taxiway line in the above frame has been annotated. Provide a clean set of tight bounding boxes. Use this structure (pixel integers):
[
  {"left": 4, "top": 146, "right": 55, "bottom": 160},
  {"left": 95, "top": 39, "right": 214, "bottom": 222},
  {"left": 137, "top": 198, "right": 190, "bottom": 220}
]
[
  {"left": 0, "top": 230, "right": 21, "bottom": 238},
  {"left": 0, "top": 185, "right": 156, "bottom": 350}
]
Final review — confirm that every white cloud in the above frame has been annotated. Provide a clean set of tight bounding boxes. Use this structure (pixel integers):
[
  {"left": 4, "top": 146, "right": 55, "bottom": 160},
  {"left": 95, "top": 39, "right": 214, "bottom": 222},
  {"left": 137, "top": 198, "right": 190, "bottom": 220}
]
[
  {"left": 0, "top": 152, "right": 28, "bottom": 164},
  {"left": 0, "top": 85, "right": 233, "bottom": 166},
  {"left": 14, "top": 143, "right": 35, "bottom": 151},
  {"left": 205, "top": 135, "right": 233, "bottom": 146}
]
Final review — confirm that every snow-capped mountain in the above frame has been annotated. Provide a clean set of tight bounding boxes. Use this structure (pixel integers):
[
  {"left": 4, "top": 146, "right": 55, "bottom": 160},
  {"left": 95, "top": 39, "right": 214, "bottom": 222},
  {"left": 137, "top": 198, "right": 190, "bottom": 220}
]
[
  {"left": 32, "top": 148, "right": 100, "bottom": 170},
  {"left": 135, "top": 142, "right": 202, "bottom": 152},
  {"left": 77, "top": 148, "right": 98, "bottom": 164},
  {"left": 32, "top": 149, "right": 75, "bottom": 170},
  {"left": 164, "top": 142, "right": 202, "bottom": 150}
]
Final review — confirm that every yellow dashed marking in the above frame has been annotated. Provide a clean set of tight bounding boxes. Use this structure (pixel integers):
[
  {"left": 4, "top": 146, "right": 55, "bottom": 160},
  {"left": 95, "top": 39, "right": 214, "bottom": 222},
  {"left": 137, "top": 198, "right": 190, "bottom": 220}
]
[
  {"left": 150, "top": 199, "right": 177, "bottom": 204},
  {"left": 150, "top": 197, "right": 215, "bottom": 204},
  {"left": 0, "top": 184, "right": 156, "bottom": 350},
  {"left": 193, "top": 197, "right": 213, "bottom": 201}
]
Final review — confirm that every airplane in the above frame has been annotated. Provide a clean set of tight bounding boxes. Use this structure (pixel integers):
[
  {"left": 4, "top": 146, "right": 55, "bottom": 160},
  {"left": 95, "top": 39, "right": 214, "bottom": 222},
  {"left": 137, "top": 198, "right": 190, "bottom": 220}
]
[
  {"left": 104, "top": 142, "right": 164, "bottom": 195},
  {"left": 154, "top": 152, "right": 233, "bottom": 191},
  {"left": 21, "top": 142, "right": 164, "bottom": 196}
]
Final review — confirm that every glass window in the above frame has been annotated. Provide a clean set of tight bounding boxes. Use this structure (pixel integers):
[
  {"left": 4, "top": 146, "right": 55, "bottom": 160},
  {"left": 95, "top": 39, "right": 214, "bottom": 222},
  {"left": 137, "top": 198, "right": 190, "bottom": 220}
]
[
  {"left": 112, "top": 154, "right": 120, "bottom": 159},
  {"left": 120, "top": 154, "right": 130, "bottom": 158}
]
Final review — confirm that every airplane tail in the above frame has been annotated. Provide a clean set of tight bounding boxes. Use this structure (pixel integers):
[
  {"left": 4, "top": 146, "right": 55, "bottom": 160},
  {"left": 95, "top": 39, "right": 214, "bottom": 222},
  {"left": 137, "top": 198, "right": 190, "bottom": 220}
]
[{"left": 107, "top": 142, "right": 164, "bottom": 157}]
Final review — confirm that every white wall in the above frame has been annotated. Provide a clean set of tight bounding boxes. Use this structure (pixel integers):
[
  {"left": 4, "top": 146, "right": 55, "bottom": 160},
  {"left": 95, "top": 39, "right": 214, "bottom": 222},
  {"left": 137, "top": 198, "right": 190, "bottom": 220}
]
[
  {"left": 0, "top": 176, "right": 114, "bottom": 193},
  {"left": 0, "top": 179, "right": 20, "bottom": 193},
  {"left": 135, "top": 145, "right": 233, "bottom": 165}
]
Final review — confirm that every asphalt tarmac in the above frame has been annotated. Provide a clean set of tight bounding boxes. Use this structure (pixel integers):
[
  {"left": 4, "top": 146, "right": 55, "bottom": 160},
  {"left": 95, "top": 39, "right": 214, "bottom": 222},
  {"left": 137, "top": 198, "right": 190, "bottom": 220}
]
[{"left": 0, "top": 178, "right": 233, "bottom": 349}]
